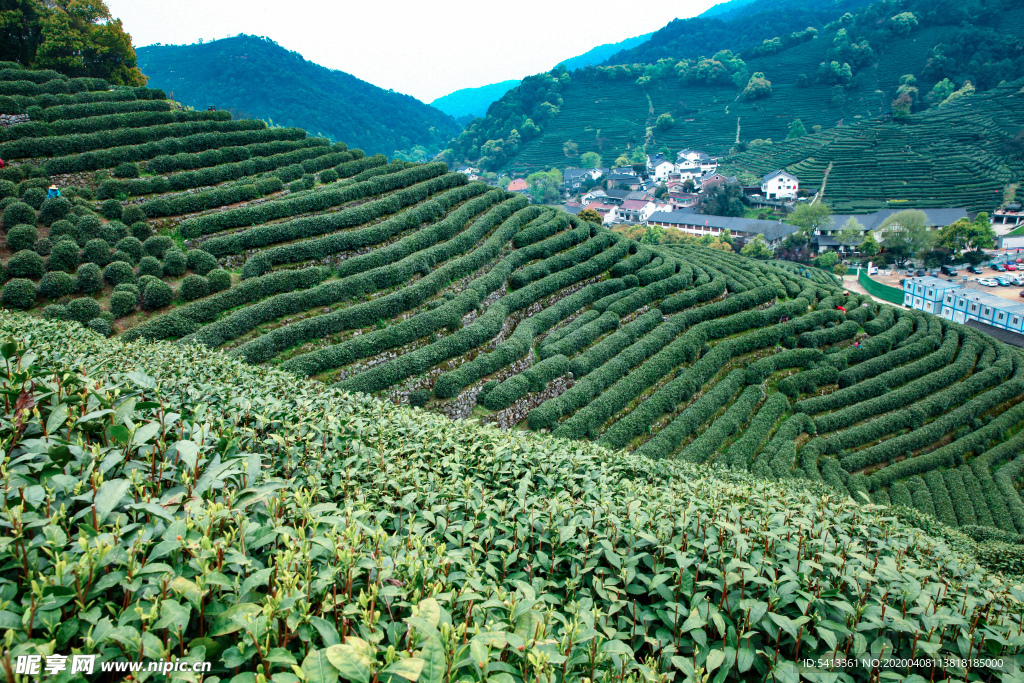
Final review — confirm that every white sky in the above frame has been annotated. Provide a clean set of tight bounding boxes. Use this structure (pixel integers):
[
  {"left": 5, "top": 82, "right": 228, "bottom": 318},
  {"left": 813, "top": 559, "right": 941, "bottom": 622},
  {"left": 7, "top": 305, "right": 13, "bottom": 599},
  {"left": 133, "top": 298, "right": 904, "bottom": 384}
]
[{"left": 105, "top": 0, "right": 719, "bottom": 103}]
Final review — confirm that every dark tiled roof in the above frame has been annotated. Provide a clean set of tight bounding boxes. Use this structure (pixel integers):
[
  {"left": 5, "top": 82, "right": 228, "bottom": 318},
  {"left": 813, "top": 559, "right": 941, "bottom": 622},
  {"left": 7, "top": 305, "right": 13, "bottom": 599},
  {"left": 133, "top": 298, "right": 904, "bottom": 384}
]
[
  {"left": 762, "top": 169, "right": 796, "bottom": 183},
  {"left": 965, "top": 319, "right": 1024, "bottom": 348},
  {"left": 646, "top": 212, "right": 798, "bottom": 241}
]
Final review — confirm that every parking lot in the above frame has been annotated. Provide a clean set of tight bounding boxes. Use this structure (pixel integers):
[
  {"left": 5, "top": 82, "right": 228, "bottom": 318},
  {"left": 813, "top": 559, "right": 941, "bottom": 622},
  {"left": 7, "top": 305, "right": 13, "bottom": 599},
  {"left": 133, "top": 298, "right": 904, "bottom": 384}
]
[{"left": 871, "top": 261, "right": 1024, "bottom": 302}]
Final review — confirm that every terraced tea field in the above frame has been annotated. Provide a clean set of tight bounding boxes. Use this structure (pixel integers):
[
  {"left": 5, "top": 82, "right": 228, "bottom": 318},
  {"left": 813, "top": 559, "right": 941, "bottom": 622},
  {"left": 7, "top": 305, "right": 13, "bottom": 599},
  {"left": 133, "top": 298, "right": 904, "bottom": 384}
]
[
  {"left": 721, "top": 78, "right": 1024, "bottom": 213},
  {"left": 4, "top": 64, "right": 1024, "bottom": 540}
]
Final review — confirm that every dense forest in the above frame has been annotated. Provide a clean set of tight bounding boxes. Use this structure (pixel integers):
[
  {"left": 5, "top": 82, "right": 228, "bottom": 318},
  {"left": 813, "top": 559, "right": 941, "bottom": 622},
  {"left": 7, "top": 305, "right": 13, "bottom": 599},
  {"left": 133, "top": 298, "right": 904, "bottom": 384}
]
[{"left": 137, "top": 35, "right": 461, "bottom": 158}]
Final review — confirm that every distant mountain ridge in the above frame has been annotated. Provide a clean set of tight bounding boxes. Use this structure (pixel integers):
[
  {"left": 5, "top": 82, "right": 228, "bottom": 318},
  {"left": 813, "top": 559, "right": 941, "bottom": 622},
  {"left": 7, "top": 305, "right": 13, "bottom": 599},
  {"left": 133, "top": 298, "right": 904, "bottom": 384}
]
[
  {"left": 430, "top": 33, "right": 654, "bottom": 120},
  {"left": 136, "top": 35, "right": 460, "bottom": 158}
]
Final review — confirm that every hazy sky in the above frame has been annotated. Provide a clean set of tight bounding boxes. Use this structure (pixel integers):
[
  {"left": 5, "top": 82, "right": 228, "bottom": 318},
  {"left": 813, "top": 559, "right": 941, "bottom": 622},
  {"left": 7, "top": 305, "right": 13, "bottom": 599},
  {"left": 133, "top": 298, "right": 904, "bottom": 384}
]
[{"left": 105, "top": 0, "right": 720, "bottom": 102}]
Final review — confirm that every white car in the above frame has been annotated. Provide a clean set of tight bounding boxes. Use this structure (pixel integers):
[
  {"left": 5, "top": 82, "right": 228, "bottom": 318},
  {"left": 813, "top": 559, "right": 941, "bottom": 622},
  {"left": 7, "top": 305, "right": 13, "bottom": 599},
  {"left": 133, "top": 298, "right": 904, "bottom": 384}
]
[{"left": 978, "top": 278, "right": 998, "bottom": 287}]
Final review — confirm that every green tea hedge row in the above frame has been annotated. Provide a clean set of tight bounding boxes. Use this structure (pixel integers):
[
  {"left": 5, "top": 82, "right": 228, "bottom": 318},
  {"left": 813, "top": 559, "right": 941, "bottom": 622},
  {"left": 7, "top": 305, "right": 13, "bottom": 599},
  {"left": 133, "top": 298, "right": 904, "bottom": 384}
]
[
  {"left": 189, "top": 192, "right": 507, "bottom": 351},
  {"left": 679, "top": 385, "right": 763, "bottom": 463},
  {"left": 797, "top": 319, "right": 860, "bottom": 348},
  {"left": 146, "top": 137, "right": 329, "bottom": 174},
  {"left": 511, "top": 212, "right": 567, "bottom": 247},
  {"left": 745, "top": 348, "right": 823, "bottom": 384},
  {"left": 0, "top": 109, "right": 228, "bottom": 144},
  {"left": 847, "top": 311, "right": 915, "bottom": 362},
  {"left": 604, "top": 268, "right": 694, "bottom": 318},
  {"left": 0, "top": 88, "right": 136, "bottom": 114},
  {"left": 180, "top": 162, "right": 449, "bottom": 238},
  {"left": 95, "top": 145, "right": 343, "bottom": 199},
  {"left": 635, "top": 369, "right": 745, "bottom": 460},
  {"left": 237, "top": 199, "right": 532, "bottom": 365},
  {"left": 868, "top": 398, "right": 1024, "bottom": 490},
  {"left": 258, "top": 184, "right": 493, "bottom": 268},
  {"left": 837, "top": 332, "right": 942, "bottom": 387},
  {"left": 483, "top": 354, "right": 569, "bottom": 410},
  {"left": 777, "top": 364, "right": 838, "bottom": 397},
  {"left": 842, "top": 356, "right": 1019, "bottom": 472},
  {"left": 797, "top": 331, "right": 959, "bottom": 414},
  {"left": 539, "top": 310, "right": 620, "bottom": 360},
  {"left": 0, "top": 76, "right": 108, "bottom": 97},
  {"left": 339, "top": 276, "right": 628, "bottom": 397},
  {"left": 942, "top": 468, "right": 977, "bottom": 526},
  {"left": 45, "top": 127, "right": 307, "bottom": 174},
  {"left": 139, "top": 176, "right": 284, "bottom": 218},
  {"left": 730, "top": 392, "right": 791, "bottom": 471},
  {"left": 431, "top": 240, "right": 632, "bottom": 397},
  {"left": 565, "top": 309, "right": 664, "bottom": 377},
  {"left": 0, "top": 117, "right": 264, "bottom": 159},
  {"left": 924, "top": 469, "right": 959, "bottom": 527},
  {"left": 123, "top": 267, "right": 327, "bottom": 341},
  {"left": 34, "top": 97, "right": 170, "bottom": 121},
  {"left": 509, "top": 232, "right": 618, "bottom": 291},
  {"left": 862, "top": 305, "right": 895, "bottom": 335}
]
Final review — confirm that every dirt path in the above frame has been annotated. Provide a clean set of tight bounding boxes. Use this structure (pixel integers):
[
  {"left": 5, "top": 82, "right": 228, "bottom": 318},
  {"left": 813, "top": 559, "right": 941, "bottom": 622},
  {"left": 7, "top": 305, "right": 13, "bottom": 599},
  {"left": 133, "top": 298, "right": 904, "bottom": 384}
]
[
  {"left": 838, "top": 273, "right": 896, "bottom": 307},
  {"left": 812, "top": 162, "right": 833, "bottom": 205}
]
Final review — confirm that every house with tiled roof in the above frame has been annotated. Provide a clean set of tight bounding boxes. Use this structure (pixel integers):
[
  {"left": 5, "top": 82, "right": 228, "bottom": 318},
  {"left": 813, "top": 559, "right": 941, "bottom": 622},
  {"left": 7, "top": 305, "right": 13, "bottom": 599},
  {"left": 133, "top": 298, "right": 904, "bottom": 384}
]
[
  {"left": 761, "top": 170, "right": 799, "bottom": 199},
  {"left": 645, "top": 212, "right": 798, "bottom": 246},
  {"left": 507, "top": 178, "right": 528, "bottom": 193},
  {"left": 616, "top": 199, "right": 656, "bottom": 223}
]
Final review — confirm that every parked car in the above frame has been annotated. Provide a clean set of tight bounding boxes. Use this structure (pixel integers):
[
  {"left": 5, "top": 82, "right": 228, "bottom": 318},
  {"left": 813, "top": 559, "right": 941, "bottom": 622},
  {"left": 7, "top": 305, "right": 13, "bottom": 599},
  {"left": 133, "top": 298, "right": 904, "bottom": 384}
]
[
  {"left": 1007, "top": 263, "right": 1018, "bottom": 271},
  {"left": 1019, "top": 289, "right": 1024, "bottom": 297},
  {"left": 968, "top": 265, "right": 984, "bottom": 275},
  {"left": 940, "top": 265, "right": 958, "bottom": 276},
  {"left": 996, "top": 276, "right": 1012, "bottom": 286},
  {"left": 915, "top": 269, "right": 926, "bottom": 277},
  {"left": 994, "top": 263, "right": 1008, "bottom": 272},
  {"left": 978, "top": 278, "right": 998, "bottom": 287}
]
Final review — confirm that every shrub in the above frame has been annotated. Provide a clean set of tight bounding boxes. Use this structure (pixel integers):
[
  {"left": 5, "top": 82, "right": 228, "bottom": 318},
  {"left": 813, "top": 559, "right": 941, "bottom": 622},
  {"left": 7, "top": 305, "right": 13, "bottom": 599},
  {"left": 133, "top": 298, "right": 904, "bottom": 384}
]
[
  {"left": 82, "top": 238, "right": 111, "bottom": 266},
  {"left": 40, "top": 303, "right": 68, "bottom": 319},
  {"left": 46, "top": 240, "right": 80, "bottom": 273},
  {"left": 21, "top": 187, "right": 45, "bottom": 209},
  {"left": 121, "top": 205, "right": 146, "bottom": 225},
  {"left": 100, "top": 199, "right": 123, "bottom": 220},
  {"left": 241, "top": 253, "right": 271, "bottom": 280},
  {"left": 1, "top": 278, "right": 36, "bottom": 308},
  {"left": 1, "top": 201, "right": 35, "bottom": 229},
  {"left": 36, "top": 196, "right": 71, "bottom": 226},
  {"left": 131, "top": 221, "right": 152, "bottom": 241},
  {"left": 137, "top": 255, "right": 163, "bottom": 277},
  {"left": 6, "top": 249, "right": 44, "bottom": 279},
  {"left": 102, "top": 260, "right": 136, "bottom": 287},
  {"left": 75, "top": 214, "right": 101, "bottom": 245},
  {"left": 179, "top": 274, "right": 210, "bottom": 301},
  {"left": 48, "top": 219, "right": 77, "bottom": 243},
  {"left": 33, "top": 237, "right": 51, "bottom": 256},
  {"left": 113, "top": 162, "right": 140, "bottom": 178},
  {"left": 162, "top": 247, "right": 186, "bottom": 277},
  {"left": 288, "top": 180, "right": 305, "bottom": 193},
  {"left": 142, "top": 279, "right": 173, "bottom": 309},
  {"left": 109, "top": 290, "right": 137, "bottom": 318},
  {"left": 67, "top": 297, "right": 100, "bottom": 323},
  {"left": 185, "top": 249, "right": 218, "bottom": 275},
  {"left": 5, "top": 223, "right": 37, "bottom": 252},
  {"left": 115, "top": 236, "right": 143, "bottom": 262},
  {"left": 142, "top": 234, "right": 173, "bottom": 258},
  {"left": 103, "top": 220, "right": 129, "bottom": 244},
  {"left": 38, "top": 270, "right": 75, "bottom": 299},
  {"left": 319, "top": 168, "right": 338, "bottom": 183},
  {"left": 137, "top": 274, "right": 161, "bottom": 295},
  {"left": 75, "top": 262, "right": 103, "bottom": 293},
  {"left": 409, "top": 389, "right": 431, "bottom": 408},
  {"left": 207, "top": 268, "right": 231, "bottom": 292},
  {"left": 87, "top": 317, "right": 113, "bottom": 336},
  {"left": 114, "top": 282, "right": 140, "bottom": 296},
  {"left": 0, "top": 180, "right": 14, "bottom": 198}
]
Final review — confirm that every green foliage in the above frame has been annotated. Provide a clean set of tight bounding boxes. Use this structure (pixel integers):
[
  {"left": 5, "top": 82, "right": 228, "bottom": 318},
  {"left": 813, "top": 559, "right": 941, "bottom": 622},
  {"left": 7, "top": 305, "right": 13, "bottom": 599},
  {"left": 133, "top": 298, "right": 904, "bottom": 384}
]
[
  {"left": 100, "top": 198, "right": 123, "bottom": 220},
  {"left": 207, "top": 268, "right": 231, "bottom": 293},
  {"left": 179, "top": 273, "right": 210, "bottom": 301},
  {"left": 4, "top": 223, "right": 37, "bottom": 252},
  {"left": 109, "top": 289, "right": 137, "bottom": 317},
  {"left": 36, "top": 196, "right": 70, "bottom": 225},
  {"left": 142, "top": 234, "right": 173, "bottom": 258},
  {"left": 75, "top": 261, "right": 102, "bottom": 293},
  {"left": 37, "top": 269, "right": 74, "bottom": 298},
  {"left": 1, "top": 201, "right": 35, "bottom": 229},
  {"left": 6, "top": 249, "right": 44, "bottom": 279},
  {"left": 162, "top": 247, "right": 186, "bottom": 277},
  {"left": 409, "top": 389, "right": 431, "bottom": 408},
  {"left": 740, "top": 71, "right": 772, "bottom": 100},
  {"left": 0, "top": 278, "right": 35, "bottom": 308},
  {"left": 142, "top": 279, "right": 173, "bottom": 309},
  {"left": 102, "top": 260, "right": 135, "bottom": 287}
]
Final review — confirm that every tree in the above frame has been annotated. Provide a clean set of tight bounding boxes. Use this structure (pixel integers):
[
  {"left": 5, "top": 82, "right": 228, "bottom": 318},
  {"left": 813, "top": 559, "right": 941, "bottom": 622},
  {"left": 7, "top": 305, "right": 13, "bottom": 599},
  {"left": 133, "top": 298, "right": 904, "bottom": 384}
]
[
  {"left": 836, "top": 217, "right": 864, "bottom": 246},
  {"left": 740, "top": 72, "right": 772, "bottom": 100},
  {"left": 787, "top": 119, "right": 807, "bottom": 139},
  {"left": 833, "top": 263, "right": 848, "bottom": 275},
  {"left": 526, "top": 168, "right": 563, "bottom": 204},
  {"left": 614, "top": 155, "right": 630, "bottom": 168},
  {"left": 814, "top": 252, "right": 839, "bottom": 269},
  {"left": 878, "top": 209, "right": 932, "bottom": 266},
  {"left": 682, "top": 178, "right": 696, "bottom": 192},
  {"left": 640, "top": 226, "right": 665, "bottom": 245},
  {"left": 890, "top": 12, "right": 919, "bottom": 35},
  {"left": 698, "top": 182, "right": 745, "bottom": 217},
  {"left": 891, "top": 93, "right": 913, "bottom": 120},
  {"left": 925, "top": 78, "right": 956, "bottom": 107},
  {"left": 968, "top": 212, "right": 996, "bottom": 251},
  {"left": 654, "top": 183, "right": 668, "bottom": 199},
  {"left": 859, "top": 232, "right": 880, "bottom": 257},
  {"left": 580, "top": 152, "right": 602, "bottom": 168},
  {"left": 577, "top": 208, "right": 602, "bottom": 224},
  {"left": 707, "top": 239, "right": 733, "bottom": 252},
  {"left": 789, "top": 202, "right": 832, "bottom": 246},
  {"left": 741, "top": 234, "right": 773, "bottom": 259},
  {"left": 655, "top": 113, "right": 674, "bottom": 130},
  {"left": 937, "top": 218, "right": 973, "bottom": 254},
  {"left": 562, "top": 139, "right": 578, "bottom": 157},
  {"left": 2, "top": 0, "right": 146, "bottom": 85}
]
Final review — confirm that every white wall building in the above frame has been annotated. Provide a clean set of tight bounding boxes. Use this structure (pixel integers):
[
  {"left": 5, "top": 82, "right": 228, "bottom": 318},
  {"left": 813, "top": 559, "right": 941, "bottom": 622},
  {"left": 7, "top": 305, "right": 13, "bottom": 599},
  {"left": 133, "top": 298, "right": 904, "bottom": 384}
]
[{"left": 761, "top": 170, "right": 799, "bottom": 199}]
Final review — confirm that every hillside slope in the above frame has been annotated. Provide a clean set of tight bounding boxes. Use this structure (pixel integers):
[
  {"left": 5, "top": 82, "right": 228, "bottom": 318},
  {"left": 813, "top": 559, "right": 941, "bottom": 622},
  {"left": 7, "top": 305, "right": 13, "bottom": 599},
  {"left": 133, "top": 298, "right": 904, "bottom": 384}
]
[
  {"left": 444, "top": 0, "right": 1024, "bottom": 212},
  {"left": 3, "top": 310, "right": 1023, "bottom": 679},
  {"left": 3, "top": 65, "right": 1024, "bottom": 549},
  {"left": 136, "top": 35, "right": 460, "bottom": 157},
  {"left": 720, "top": 78, "right": 1024, "bottom": 212},
  {"left": 430, "top": 79, "right": 522, "bottom": 120}
]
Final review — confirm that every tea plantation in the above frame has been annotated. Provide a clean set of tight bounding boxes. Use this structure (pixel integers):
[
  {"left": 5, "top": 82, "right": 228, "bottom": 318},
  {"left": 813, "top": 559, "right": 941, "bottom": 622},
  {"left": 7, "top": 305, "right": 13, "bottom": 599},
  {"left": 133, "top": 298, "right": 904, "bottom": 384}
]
[
  {"left": 4, "top": 63, "right": 1024, "bottom": 679},
  {"left": 3, "top": 312, "right": 1024, "bottom": 681},
  {"left": 721, "top": 79, "right": 1024, "bottom": 213}
]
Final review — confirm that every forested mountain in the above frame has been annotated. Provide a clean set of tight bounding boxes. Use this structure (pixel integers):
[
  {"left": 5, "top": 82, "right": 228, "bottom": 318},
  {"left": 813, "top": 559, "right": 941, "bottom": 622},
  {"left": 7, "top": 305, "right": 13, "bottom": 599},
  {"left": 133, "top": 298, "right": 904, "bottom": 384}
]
[
  {"left": 136, "top": 35, "right": 460, "bottom": 158},
  {"left": 441, "top": 0, "right": 1024, "bottom": 211}
]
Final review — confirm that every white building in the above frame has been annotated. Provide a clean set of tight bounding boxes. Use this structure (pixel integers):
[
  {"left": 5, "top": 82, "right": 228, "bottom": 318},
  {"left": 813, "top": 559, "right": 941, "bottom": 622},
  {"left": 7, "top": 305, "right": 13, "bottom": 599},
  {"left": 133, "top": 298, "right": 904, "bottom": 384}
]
[
  {"left": 761, "top": 170, "right": 799, "bottom": 199},
  {"left": 651, "top": 160, "right": 675, "bottom": 182}
]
